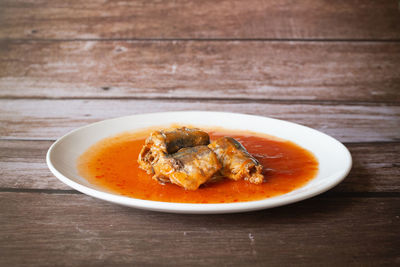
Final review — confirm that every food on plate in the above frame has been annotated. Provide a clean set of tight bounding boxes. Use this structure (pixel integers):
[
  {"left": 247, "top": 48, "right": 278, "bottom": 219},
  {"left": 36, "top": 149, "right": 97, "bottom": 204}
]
[
  {"left": 78, "top": 126, "right": 319, "bottom": 203},
  {"left": 138, "top": 127, "right": 263, "bottom": 190},
  {"left": 165, "top": 146, "right": 221, "bottom": 190},
  {"left": 209, "top": 137, "right": 263, "bottom": 184},
  {"left": 138, "top": 127, "right": 210, "bottom": 175}
]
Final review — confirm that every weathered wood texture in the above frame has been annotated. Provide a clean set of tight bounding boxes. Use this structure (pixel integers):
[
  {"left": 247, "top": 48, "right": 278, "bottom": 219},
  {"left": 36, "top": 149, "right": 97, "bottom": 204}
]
[
  {"left": 0, "top": 192, "right": 398, "bottom": 266},
  {"left": 1, "top": 140, "right": 399, "bottom": 193},
  {"left": 1, "top": 41, "right": 400, "bottom": 102},
  {"left": 1, "top": 0, "right": 399, "bottom": 265},
  {"left": 1, "top": 99, "right": 399, "bottom": 142},
  {"left": 1, "top": 0, "right": 400, "bottom": 40}
]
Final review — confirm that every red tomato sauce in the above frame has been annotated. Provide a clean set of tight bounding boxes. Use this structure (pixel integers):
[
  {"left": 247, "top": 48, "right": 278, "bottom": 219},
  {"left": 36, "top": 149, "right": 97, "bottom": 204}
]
[{"left": 77, "top": 128, "right": 318, "bottom": 203}]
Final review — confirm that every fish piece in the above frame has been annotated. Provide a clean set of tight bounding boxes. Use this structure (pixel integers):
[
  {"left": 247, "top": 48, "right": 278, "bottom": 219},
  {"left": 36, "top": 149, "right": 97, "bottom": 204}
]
[
  {"left": 162, "top": 128, "right": 210, "bottom": 154},
  {"left": 138, "top": 127, "right": 210, "bottom": 174},
  {"left": 209, "top": 137, "right": 264, "bottom": 184},
  {"left": 152, "top": 146, "right": 221, "bottom": 190}
]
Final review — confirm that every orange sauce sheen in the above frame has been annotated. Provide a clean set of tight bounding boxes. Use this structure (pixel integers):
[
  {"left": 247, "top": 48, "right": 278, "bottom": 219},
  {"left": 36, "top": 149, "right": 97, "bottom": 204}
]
[{"left": 78, "top": 128, "right": 318, "bottom": 203}]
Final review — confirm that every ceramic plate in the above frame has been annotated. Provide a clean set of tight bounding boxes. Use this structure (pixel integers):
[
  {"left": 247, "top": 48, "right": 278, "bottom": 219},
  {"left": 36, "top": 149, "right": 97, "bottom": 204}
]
[{"left": 46, "top": 111, "right": 352, "bottom": 214}]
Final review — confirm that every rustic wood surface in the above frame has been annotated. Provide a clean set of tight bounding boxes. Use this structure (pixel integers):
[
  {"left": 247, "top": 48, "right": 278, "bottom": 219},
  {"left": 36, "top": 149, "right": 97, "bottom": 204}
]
[
  {"left": 0, "top": 0, "right": 399, "bottom": 266},
  {"left": 1, "top": 99, "right": 400, "bottom": 142},
  {"left": 1, "top": 41, "right": 400, "bottom": 102},
  {"left": 1, "top": 193, "right": 399, "bottom": 266},
  {"left": 1, "top": 0, "right": 400, "bottom": 40}
]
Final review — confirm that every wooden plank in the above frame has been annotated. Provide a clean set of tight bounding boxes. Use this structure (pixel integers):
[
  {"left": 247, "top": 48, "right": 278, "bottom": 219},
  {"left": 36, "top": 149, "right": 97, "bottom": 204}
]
[
  {"left": 1, "top": 140, "right": 399, "bottom": 193},
  {"left": 0, "top": 192, "right": 398, "bottom": 266},
  {"left": 1, "top": 41, "right": 400, "bottom": 102},
  {"left": 0, "top": 140, "right": 70, "bottom": 190},
  {"left": 0, "top": 0, "right": 399, "bottom": 40},
  {"left": 1, "top": 99, "right": 399, "bottom": 142},
  {"left": 335, "top": 143, "right": 400, "bottom": 193}
]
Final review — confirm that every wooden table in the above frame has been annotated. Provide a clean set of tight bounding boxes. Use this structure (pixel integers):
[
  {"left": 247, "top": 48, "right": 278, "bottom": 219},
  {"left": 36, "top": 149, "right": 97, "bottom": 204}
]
[{"left": 1, "top": 1, "right": 399, "bottom": 266}]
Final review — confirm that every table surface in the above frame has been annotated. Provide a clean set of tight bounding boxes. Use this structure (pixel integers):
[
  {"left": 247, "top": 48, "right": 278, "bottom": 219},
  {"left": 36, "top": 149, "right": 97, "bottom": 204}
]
[{"left": 1, "top": 0, "right": 399, "bottom": 266}]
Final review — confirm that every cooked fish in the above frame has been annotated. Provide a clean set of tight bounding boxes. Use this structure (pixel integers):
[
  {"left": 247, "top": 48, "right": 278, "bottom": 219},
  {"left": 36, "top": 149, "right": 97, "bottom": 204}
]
[
  {"left": 152, "top": 146, "right": 221, "bottom": 190},
  {"left": 138, "top": 127, "right": 264, "bottom": 190},
  {"left": 138, "top": 127, "right": 210, "bottom": 174},
  {"left": 208, "top": 137, "right": 264, "bottom": 184}
]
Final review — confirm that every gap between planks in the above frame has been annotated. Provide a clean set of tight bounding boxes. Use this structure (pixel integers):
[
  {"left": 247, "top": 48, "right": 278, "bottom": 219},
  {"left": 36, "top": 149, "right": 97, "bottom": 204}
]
[
  {"left": 0, "top": 188, "right": 399, "bottom": 198},
  {"left": 0, "top": 96, "right": 399, "bottom": 106},
  {"left": 1, "top": 38, "right": 400, "bottom": 43}
]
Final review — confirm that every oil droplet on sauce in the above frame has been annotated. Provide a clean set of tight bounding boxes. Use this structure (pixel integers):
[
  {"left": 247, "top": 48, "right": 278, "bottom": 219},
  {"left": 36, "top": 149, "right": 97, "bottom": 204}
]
[{"left": 77, "top": 128, "right": 318, "bottom": 203}]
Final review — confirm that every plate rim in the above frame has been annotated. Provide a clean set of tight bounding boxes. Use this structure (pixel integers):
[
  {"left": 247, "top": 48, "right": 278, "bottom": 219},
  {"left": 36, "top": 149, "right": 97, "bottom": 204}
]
[{"left": 46, "top": 110, "right": 352, "bottom": 214}]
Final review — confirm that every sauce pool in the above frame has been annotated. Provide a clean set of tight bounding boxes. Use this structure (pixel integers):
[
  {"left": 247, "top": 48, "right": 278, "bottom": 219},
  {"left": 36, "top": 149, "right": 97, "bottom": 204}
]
[{"left": 77, "top": 129, "right": 319, "bottom": 203}]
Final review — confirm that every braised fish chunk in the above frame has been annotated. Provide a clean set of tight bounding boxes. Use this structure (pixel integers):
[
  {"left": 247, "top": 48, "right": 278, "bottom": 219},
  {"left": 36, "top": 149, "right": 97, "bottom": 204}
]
[
  {"left": 138, "top": 127, "right": 210, "bottom": 174},
  {"left": 163, "top": 128, "right": 210, "bottom": 154},
  {"left": 143, "top": 146, "right": 221, "bottom": 190},
  {"left": 145, "top": 127, "right": 209, "bottom": 154},
  {"left": 163, "top": 146, "right": 221, "bottom": 190},
  {"left": 138, "top": 127, "right": 264, "bottom": 190},
  {"left": 209, "top": 137, "right": 264, "bottom": 184}
]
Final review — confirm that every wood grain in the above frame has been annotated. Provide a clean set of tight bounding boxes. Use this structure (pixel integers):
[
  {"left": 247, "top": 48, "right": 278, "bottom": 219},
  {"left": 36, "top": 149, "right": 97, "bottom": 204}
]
[
  {"left": 1, "top": 192, "right": 398, "bottom": 266},
  {"left": 335, "top": 143, "right": 400, "bottom": 193},
  {"left": 1, "top": 0, "right": 399, "bottom": 40},
  {"left": 1, "top": 0, "right": 399, "bottom": 265},
  {"left": 1, "top": 99, "right": 399, "bottom": 142},
  {"left": 0, "top": 140, "right": 68, "bottom": 190},
  {"left": 1, "top": 41, "right": 400, "bottom": 102},
  {"left": 1, "top": 140, "right": 399, "bottom": 193}
]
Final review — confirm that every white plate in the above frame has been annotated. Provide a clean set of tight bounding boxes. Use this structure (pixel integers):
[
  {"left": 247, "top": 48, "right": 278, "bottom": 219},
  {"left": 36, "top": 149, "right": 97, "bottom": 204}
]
[{"left": 47, "top": 111, "right": 352, "bottom": 214}]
